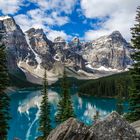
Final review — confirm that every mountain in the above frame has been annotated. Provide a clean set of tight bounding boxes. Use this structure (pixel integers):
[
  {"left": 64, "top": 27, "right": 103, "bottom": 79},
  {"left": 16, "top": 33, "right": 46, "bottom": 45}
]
[
  {"left": 82, "top": 31, "right": 133, "bottom": 70},
  {"left": 0, "top": 16, "right": 133, "bottom": 84},
  {"left": 0, "top": 16, "right": 33, "bottom": 77},
  {"left": 46, "top": 112, "right": 140, "bottom": 140}
]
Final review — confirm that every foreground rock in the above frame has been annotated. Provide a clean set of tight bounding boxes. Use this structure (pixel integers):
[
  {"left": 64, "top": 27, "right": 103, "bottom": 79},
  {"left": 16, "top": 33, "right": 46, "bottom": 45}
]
[
  {"left": 131, "top": 120, "right": 140, "bottom": 133},
  {"left": 47, "top": 112, "right": 140, "bottom": 140}
]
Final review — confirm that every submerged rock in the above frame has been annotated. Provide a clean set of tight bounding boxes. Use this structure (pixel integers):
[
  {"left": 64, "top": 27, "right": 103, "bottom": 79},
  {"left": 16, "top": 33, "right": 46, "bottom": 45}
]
[{"left": 47, "top": 112, "right": 140, "bottom": 140}]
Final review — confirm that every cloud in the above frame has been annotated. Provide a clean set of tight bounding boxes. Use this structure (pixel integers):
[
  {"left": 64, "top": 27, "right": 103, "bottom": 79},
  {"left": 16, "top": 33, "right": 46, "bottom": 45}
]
[
  {"left": 30, "top": 0, "right": 77, "bottom": 14},
  {"left": 0, "top": 0, "right": 23, "bottom": 14},
  {"left": 27, "top": 8, "right": 69, "bottom": 26},
  {"left": 84, "top": 30, "right": 111, "bottom": 41},
  {"left": 13, "top": 0, "right": 77, "bottom": 32},
  {"left": 14, "top": 8, "right": 69, "bottom": 32},
  {"left": 47, "top": 30, "right": 70, "bottom": 41},
  {"left": 14, "top": 13, "right": 48, "bottom": 32},
  {"left": 81, "top": 0, "right": 140, "bottom": 41},
  {"left": 81, "top": 0, "right": 139, "bottom": 18},
  {"left": 14, "top": 14, "right": 32, "bottom": 31}
]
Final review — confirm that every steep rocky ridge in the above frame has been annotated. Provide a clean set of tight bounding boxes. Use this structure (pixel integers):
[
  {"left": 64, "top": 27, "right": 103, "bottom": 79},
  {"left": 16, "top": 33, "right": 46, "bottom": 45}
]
[{"left": 0, "top": 16, "right": 34, "bottom": 77}]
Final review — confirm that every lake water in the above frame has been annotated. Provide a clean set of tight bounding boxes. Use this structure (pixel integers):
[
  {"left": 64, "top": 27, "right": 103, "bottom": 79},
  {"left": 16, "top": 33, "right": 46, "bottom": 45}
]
[{"left": 8, "top": 87, "right": 128, "bottom": 140}]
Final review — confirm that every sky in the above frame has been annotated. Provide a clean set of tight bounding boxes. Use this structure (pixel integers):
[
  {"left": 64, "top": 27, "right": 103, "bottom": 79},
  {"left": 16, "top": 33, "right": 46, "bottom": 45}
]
[{"left": 0, "top": 0, "right": 140, "bottom": 41}]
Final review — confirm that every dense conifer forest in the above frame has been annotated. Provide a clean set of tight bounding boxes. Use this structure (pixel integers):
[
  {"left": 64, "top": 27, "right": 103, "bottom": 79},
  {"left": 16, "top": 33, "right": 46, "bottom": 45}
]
[{"left": 78, "top": 72, "right": 131, "bottom": 98}]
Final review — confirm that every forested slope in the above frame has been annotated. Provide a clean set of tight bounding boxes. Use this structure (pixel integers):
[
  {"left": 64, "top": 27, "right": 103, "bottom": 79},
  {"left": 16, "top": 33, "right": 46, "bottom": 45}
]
[{"left": 78, "top": 72, "right": 131, "bottom": 98}]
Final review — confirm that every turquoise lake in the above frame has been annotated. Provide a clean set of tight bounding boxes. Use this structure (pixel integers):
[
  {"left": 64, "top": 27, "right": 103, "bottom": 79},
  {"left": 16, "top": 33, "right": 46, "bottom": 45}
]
[{"left": 8, "top": 87, "right": 128, "bottom": 140}]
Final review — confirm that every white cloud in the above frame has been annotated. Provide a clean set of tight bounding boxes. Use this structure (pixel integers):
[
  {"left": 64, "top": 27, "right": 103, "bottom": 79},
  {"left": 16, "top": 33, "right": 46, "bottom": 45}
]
[
  {"left": 30, "top": 0, "right": 77, "bottom": 14},
  {"left": 81, "top": 0, "right": 140, "bottom": 41},
  {"left": 0, "top": 0, "right": 23, "bottom": 14},
  {"left": 14, "top": 14, "right": 32, "bottom": 31},
  {"left": 47, "top": 30, "right": 70, "bottom": 41},
  {"left": 13, "top": 0, "right": 77, "bottom": 33},
  {"left": 84, "top": 30, "right": 111, "bottom": 41},
  {"left": 14, "top": 8, "right": 69, "bottom": 32},
  {"left": 14, "top": 13, "right": 49, "bottom": 31},
  {"left": 51, "top": 12, "right": 69, "bottom": 26}
]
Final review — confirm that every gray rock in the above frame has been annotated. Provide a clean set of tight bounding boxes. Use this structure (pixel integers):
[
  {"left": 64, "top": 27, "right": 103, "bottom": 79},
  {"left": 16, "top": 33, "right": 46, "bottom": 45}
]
[
  {"left": 47, "top": 112, "right": 140, "bottom": 140},
  {"left": 131, "top": 120, "right": 140, "bottom": 133},
  {"left": 69, "top": 37, "right": 82, "bottom": 52},
  {"left": 53, "top": 36, "right": 86, "bottom": 70}
]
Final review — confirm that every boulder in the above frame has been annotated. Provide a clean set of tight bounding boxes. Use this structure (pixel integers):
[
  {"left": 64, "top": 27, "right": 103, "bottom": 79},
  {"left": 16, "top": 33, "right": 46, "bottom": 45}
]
[{"left": 47, "top": 112, "right": 140, "bottom": 140}]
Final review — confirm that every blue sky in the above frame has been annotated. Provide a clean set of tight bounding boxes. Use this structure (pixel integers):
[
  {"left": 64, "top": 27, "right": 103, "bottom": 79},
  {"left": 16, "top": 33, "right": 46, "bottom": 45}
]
[{"left": 0, "top": 0, "right": 140, "bottom": 41}]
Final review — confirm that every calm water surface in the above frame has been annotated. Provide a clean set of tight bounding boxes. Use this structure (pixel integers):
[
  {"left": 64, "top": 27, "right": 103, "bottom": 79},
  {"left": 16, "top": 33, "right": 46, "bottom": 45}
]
[{"left": 8, "top": 87, "right": 128, "bottom": 140}]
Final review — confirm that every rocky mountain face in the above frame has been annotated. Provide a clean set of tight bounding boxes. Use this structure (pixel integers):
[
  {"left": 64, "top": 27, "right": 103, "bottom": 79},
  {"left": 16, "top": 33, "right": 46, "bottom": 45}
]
[
  {"left": 82, "top": 31, "right": 133, "bottom": 70},
  {"left": 69, "top": 37, "right": 82, "bottom": 52},
  {"left": 0, "top": 16, "right": 133, "bottom": 84},
  {"left": 47, "top": 112, "right": 140, "bottom": 140},
  {"left": 0, "top": 16, "right": 33, "bottom": 75},
  {"left": 25, "top": 28, "right": 55, "bottom": 69}
]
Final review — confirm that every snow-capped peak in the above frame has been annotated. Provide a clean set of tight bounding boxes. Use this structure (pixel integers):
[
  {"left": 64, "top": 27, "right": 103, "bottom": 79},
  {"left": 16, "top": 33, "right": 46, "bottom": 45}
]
[{"left": 0, "top": 15, "right": 11, "bottom": 20}]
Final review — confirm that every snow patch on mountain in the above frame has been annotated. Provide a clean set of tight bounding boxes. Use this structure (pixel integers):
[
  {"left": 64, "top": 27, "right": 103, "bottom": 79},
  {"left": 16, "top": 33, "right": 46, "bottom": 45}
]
[
  {"left": 85, "top": 64, "right": 94, "bottom": 70},
  {"left": 25, "top": 33, "right": 42, "bottom": 65},
  {"left": 0, "top": 15, "right": 11, "bottom": 20},
  {"left": 95, "top": 66, "right": 122, "bottom": 72},
  {"left": 54, "top": 54, "right": 61, "bottom": 61}
]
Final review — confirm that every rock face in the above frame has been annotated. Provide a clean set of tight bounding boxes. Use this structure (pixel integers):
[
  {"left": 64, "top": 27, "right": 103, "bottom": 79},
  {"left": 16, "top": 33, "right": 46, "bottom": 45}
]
[
  {"left": 69, "top": 37, "right": 82, "bottom": 52},
  {"left": 47, "top": 112, "right": 140, "bottom": 140},
  {"left": 0, "top": 16, "right": 134, "bottom": 84},
  {"left": 0, "top": 16, "right": 33, "bottom": 76},
  {"left": 82, "top": 31, "right": 133, "bottom": 70},
  {"left": 25, "top": 28, "right": 55, "bottom": 70}
]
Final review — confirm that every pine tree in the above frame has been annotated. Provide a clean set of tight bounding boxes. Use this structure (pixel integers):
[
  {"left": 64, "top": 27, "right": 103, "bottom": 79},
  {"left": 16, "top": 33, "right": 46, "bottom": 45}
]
[
  {"left": 115, "top": 78, "right": 124, "bottom": 115},
  {"left": 56, "top": 68, "right": 75, "bottom": 124},
  {"left": 37, "top": 69, "right": 51, "bottom": 140},
  {"left": 93, "top": 110, "right": 100, "bottom": 123},
  {"left": 0, "top": 32, "right": 10, "bottom": 139},
  {"left": 126, "top": 6, "right": 140, "bottom": 122}
]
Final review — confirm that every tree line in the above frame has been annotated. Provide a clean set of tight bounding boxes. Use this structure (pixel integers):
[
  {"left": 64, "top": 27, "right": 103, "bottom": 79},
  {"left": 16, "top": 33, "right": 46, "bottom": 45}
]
[{"left": 79, "top": 72, "right": 131, "bottom": 99}]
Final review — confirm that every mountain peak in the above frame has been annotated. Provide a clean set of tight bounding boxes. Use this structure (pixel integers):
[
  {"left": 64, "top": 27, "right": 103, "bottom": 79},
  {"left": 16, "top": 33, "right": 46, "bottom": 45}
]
[
  {"left": 0, "top": 15, "right": 21, "bottom": 32},
  {"left": 26, "top": 28, "right": 44, "bottom": 34},
  {"left": 109, "top": 30, "right": 123, "bottom": 38},
  {"left": 54, "top": 36, "right": 65, "bottom": 43},
  {"left": 0, "top": 15, "right": 12, "bottom": 21},
  {"left": 72, "top": 36, "right": 80, "bottom": 42}
]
